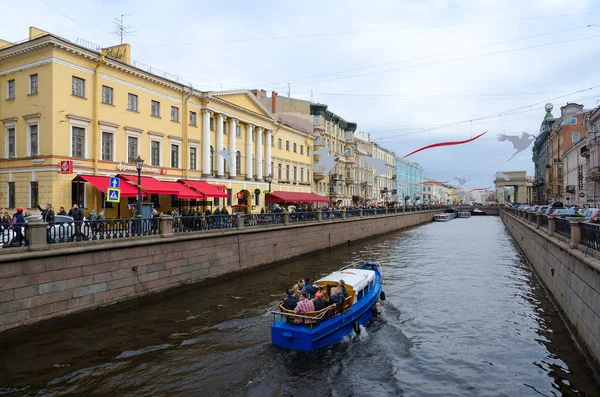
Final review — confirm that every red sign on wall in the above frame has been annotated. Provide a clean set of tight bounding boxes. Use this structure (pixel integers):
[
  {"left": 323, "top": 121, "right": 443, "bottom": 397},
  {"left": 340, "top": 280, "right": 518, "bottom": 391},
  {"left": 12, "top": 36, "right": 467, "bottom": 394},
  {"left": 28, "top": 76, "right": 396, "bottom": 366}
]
[
  {"left": 60, "top": 160, "right": 73, "bottom": 174},
  {"left": 236, "top": 192, "right": 244, "bottom": 199}
]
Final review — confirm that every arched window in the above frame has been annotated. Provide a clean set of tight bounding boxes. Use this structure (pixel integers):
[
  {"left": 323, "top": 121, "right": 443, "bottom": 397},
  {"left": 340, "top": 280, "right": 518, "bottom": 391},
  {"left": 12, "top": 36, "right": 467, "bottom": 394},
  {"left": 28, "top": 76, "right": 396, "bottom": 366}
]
[
  {"left": 236, "top": 150, "right": 241, "bottom": 175},
  {"left": 210, "top": 146, "right": 214, "bottom": 173}
]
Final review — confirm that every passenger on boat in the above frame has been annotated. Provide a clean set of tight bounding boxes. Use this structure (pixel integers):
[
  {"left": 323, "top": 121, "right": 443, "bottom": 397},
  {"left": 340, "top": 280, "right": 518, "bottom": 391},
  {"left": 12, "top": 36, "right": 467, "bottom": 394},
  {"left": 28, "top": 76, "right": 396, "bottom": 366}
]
[
  {"left": 313, "top": 291, "right": 326, "bottom": 311},
  {"left": 294, "top": 292, "right": 315, "bottom": 323},
  {"left": 301, "top": 277, "right": 317, "bottom": 298},
  {"left": 320, "top": 289, "right": 330, "bottom": 304},
  {"left": 329, "top": 287, "right": 344, "bottom": 306},
  {"left": 338, "top": 280, "right": 349, "bottom": 299},
  {"left": 283, "top": 290, "right": 298, "bottom": 310}
]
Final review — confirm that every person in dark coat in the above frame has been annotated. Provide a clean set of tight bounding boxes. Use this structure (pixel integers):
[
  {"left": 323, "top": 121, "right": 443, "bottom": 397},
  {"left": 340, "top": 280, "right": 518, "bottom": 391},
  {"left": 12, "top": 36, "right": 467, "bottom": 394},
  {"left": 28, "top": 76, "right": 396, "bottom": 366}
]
[
  {"left": 313, "top": 291, "right": 326, "bottom": 311},
  {"left": 301, "top": 277, "right": 317, "bottom": 298},
  {"left": 57, "top": 206, "right": 67, "bottom": 216},
  {"left": 213, "top": 207, "right": 221, "bottom": 228},
  {"left": 70, "top": 204, "right": 85, "bottom": 241},
  {"left": 37, "top": 203, "right": 55, "bottom": 243},
  {"left": 283, "top": 290, "right": 298, "bottom": 310},
  {"left": 10, "top": 207, "right": 25, "bottom": 246}
]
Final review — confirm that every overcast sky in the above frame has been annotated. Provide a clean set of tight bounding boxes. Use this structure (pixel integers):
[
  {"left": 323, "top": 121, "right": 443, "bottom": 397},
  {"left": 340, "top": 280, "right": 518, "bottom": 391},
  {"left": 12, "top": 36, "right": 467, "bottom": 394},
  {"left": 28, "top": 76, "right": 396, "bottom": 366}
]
[{"left": 3, "top": 0, "right": 600, "bottom": 190}]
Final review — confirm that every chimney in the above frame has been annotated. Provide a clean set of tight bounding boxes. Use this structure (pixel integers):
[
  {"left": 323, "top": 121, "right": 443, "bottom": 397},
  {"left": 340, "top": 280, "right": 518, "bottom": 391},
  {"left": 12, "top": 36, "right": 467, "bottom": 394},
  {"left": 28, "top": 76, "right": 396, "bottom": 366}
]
[{"left": 271, "top": 91, "right": 277, "bottom": 113}]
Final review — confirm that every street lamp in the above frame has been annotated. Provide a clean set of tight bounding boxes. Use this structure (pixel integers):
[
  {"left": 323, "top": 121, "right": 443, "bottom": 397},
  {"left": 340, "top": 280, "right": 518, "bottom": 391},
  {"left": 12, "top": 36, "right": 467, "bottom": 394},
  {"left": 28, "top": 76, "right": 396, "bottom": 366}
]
[
  {"left": 135, "top": 155, "right": 144, "bottom": 218},
  {"left": 265, "top": 173, "right": 273, "bottom": 212}
]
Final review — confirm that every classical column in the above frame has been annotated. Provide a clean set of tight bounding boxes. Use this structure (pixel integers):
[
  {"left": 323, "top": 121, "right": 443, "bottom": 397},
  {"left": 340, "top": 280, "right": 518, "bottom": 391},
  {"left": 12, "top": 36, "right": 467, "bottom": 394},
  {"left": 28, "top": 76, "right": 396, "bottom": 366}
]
[
  {"left": 229, "top": 117, "right": 238, "bottom": 178},
  {"left": 256, "top": 127, "right": 264, "bottom": 181},
  {"left": 201, "top": 109, "right": 211, "bottom": 177},
  {"left": 265, "top": 129, "right": 272, "bottom": 178},
  {"left": 216, "top": 113, "right": 225, "bottom": 177},
  {"left": 246, "top": 124, "right": 253, "bottom": 180}
]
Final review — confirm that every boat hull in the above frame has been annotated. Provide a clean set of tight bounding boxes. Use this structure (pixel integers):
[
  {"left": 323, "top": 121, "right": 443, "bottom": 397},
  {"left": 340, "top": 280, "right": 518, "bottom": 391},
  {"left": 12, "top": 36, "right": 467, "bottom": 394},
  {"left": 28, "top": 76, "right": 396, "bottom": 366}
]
[{"left": 271, "top": 266, "right": 382, "bottom": 351}]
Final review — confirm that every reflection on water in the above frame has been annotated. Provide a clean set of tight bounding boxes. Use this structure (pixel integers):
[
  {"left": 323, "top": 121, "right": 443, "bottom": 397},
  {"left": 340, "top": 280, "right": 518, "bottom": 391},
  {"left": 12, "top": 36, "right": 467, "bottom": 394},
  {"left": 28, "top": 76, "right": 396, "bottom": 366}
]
[{"left": 0, "top": 217, "right": 598, "bottom": 396}]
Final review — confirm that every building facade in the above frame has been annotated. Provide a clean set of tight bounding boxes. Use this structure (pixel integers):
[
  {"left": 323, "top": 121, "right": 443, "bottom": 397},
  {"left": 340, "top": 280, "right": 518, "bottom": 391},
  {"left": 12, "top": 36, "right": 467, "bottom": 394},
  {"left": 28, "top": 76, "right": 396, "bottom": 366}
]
[
  {"left": 584, "top": 106, "right": 600, "bottom": 206},
  {"left": 562, "top": 139, "right": 588, "bottom": 207},
  {"left": 0, "top": 28, "right": 312, "bottom": 216},
  {"left": 372, "top": 143, "right": 396, "bottom": 205},
  {"left": 532, "top": 104, "right": 557, "bottom": 204},
  {"left": 396, "top": 158, "right": 424, "bottom": 205}
]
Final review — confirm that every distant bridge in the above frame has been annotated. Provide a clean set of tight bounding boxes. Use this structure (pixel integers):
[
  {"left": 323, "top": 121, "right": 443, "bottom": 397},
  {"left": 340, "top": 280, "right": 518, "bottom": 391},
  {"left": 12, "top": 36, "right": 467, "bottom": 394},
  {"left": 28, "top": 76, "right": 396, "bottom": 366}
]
[{"left": 456, "top": 205, "right": 500, "bottom": 216}]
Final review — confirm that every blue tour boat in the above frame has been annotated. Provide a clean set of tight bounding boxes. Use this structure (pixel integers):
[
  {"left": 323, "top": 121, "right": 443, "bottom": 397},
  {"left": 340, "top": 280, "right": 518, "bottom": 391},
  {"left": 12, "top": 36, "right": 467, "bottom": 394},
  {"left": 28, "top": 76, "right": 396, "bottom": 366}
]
[{"left": 269, "top": 261, "right": 384, "bottom": 351}]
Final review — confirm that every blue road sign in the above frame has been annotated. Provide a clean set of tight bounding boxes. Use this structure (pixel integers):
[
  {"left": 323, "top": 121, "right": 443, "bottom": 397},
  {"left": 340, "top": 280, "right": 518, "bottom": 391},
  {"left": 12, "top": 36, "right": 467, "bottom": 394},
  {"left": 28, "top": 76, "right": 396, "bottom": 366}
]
[
  {"left": 106, "top": 188, "right": 121, "bottom": 203},
  {"left": 109, "top": 177, "right": 120, "bottom": 189}
]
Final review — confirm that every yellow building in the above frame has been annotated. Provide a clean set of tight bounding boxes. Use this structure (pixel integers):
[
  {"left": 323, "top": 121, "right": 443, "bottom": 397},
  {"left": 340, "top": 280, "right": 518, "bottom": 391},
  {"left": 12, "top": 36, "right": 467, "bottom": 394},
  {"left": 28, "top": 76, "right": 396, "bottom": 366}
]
[{"left": 0, "top": 27, "right": 314, "bottom": 216}]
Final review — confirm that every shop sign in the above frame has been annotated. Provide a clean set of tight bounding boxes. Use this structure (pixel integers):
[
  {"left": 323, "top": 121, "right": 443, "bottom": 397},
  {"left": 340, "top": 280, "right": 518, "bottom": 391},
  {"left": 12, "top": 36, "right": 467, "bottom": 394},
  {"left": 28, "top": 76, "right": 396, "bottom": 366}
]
[
  {"left": 236, "top": 192, "right": 244, "bottom": 199},
  {"left": 254, "top": 188, "right": 261, "bottom": 195},
  {"left": 579, "top": 165, "right": 584, "bottom": 190},
  {"left": 60, "top": 160, "right": 73, "bottom": 174},
  {"left": 117, "top": 162, "right": 167, "bottom": 175},
  {"left": 31, "top": 158, "right": 45, "bottom": 165}
]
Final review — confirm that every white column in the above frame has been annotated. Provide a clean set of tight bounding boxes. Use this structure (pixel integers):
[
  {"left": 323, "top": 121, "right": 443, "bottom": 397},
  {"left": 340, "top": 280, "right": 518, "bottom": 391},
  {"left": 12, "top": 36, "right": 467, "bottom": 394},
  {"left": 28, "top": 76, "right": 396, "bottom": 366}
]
[
  {"left": 265, "top": 129, "right": 272, "bottom": 178},
  {"left": 201, "top": 109, "right": 211, "bottom": 177},
  {"left": 246, "top": 124, "right": 253, "bottom": 180},
  {"left": 256, "top": 127, "right": 264, "bottom": 181},
  {"left": 216, "top": 113, "right": 225, "bottom": 177},
  {"left": 229, "top": 118, "right": 237, "bottom": 178}
]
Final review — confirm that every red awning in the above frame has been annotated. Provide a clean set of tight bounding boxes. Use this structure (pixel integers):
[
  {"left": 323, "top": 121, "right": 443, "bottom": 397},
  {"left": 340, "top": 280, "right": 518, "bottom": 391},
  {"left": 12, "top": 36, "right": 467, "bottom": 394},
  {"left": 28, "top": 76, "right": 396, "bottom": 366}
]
[
  {"left": 119, "top": 175, "right": 179, "bottom": 195},
  {"left": 266, "top": 191, "right": 329, "bottom": 203},
  {"left": 179, "top": 180, "right": 229, "bottom": 198},
  {"left": 161, "top": 181, "right": 206, "bottom": 199},
  {"left": 73, "top": 175, "right": 143, "bottom": 197}
]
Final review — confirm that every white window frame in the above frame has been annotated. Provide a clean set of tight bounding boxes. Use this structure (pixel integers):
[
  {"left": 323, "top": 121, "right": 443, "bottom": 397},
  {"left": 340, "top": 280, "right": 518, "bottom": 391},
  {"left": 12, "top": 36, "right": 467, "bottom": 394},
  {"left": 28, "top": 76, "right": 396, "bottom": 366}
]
[
  {"left": 126, "top": 133, "right": 140, "bottom": 163},
  {"left": 572, "top": 132, "right": 580, "bottom": 143},
  {"left": 6, "top": 79, "right": 15, "bottom": 99},
  {"left": 189, "top": 144, "right": 198, "bottom": 170},
  {"left": 149, "top": 138, "right": 162, "bottom": 166},
  {"left": 170, "top": 141, "right": 181, "bottom": 168},
  {"left": 236, "top": 125, "right": 242, "bottom": 138},
  {"left": 69, "top": 118, "right": 89, "bottom": 158},
  {"left": 151, "top": 100, "right": 160, "bottom": 117},
  {"left": 101, "top": 85, "right": 114, "bottom": 105},
  {"left": 25, "top": 117, "right": 40, "bottom": 157},
  {"left": 100, "top": 125, "right": 117, "bottom": 162},
  {"left": 29, "top": 74, "right": 38, "bottom": 95},
  {"left": 4, "top": 121, "right": 16, "bottom": 158},
  {"left": 189, "top": 111, "right": 197, "bottom": 126},
  {"left": 128, "top": 93, "right": 138, "bottom": 111},
  {"left": 72, "top": 76, "right": 85, "bottom": 98},
  {"left": 171, "top": 106, "right": 179, "bottom": 122}
]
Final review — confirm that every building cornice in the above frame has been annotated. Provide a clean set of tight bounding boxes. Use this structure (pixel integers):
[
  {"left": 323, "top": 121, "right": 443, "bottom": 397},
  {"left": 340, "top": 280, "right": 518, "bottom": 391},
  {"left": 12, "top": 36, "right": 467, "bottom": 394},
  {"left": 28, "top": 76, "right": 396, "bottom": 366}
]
[
  {"left": 22, "top": 113, "right": 41, "bottom": 120},
  {"left": 98, "top": 120, "right": 119, "bottom": 128},
  {"left": 66, "top": 114, "right": 92, "bottom": 123},
  {"left": 124, "top": 126, "right": 144, "bottom": 133},
  {"left": 148, "top": 131, "right": 165, "bottom": 137},
  {"left": 1, "top": 117, "right": 18, "bottom": 124}
]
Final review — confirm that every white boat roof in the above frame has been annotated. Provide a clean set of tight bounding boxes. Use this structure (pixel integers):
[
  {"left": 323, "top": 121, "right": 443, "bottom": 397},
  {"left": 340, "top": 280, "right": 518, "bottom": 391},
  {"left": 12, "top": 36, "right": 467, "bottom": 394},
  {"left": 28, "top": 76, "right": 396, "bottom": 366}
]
[{"left": 316, "top": 269, "right": 375, "bottom": 292}]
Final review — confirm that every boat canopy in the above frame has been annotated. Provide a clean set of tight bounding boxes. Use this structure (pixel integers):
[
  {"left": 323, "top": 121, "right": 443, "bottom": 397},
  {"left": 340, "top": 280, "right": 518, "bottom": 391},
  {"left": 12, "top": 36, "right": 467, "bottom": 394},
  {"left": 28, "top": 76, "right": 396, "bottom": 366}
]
[{"left": 316, "top": 269, "right": 375, "bottom": 292}]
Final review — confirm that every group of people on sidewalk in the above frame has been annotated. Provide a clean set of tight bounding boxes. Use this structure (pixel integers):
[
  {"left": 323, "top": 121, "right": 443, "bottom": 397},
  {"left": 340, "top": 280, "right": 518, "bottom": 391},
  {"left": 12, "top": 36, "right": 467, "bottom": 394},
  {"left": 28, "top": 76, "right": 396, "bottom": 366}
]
[{"left": 282, "top": 277, "right": 350, "bottom": 324}]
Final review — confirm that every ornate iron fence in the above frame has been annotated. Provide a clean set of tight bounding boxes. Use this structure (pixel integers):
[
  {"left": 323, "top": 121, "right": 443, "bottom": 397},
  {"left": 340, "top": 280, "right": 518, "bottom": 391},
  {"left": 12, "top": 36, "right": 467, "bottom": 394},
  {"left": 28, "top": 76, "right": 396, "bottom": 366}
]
[
  {"left": 554, "top": 218, "right": 571, "bottom": 239},
  {"left": 0, "top": 222, "right": 28, "bottom": 248},
  {"left": 580, "top": 222, "right": 600, "bottom": 250},
  {"left": 540, "top": 215, "right": 549, "bottom": 229},
  {"left": 49, "top": 218, "right": 159, "bottom": 242}
]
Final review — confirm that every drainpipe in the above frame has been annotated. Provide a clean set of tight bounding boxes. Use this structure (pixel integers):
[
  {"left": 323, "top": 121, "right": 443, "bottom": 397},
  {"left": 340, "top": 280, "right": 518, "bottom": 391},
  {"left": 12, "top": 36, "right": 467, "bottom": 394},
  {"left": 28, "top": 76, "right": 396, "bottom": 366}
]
[
  {"left": 182, "top": 88, "right": 195, "bottom": 180},
  {"left": 93, "top": 53, "right": 105, "bottom": 176}
]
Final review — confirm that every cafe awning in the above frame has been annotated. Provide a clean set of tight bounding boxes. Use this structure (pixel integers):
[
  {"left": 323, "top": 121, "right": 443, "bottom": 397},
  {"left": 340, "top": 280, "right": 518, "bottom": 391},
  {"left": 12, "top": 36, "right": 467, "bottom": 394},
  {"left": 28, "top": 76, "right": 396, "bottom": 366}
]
[
  {"left": 161, "top": 181, "right": 206, "bottom": 199},
  {"left": 266, "top": 191, "right": 329, "bottom": 203},
  {"left": 73, "top": 175, "right": 143, "bottom": 197},
  {"left": 119, "top": 175, "right": 179, "bottom": 195},
  {"left": 179, "top": 180, "right": 229, "bottom": 198}
]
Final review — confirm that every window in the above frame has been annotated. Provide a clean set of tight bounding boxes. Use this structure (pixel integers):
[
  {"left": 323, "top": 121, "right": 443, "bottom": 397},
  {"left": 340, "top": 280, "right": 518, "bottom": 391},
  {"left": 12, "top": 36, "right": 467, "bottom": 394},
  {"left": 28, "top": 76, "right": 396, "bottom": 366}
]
[
  {"left": 236, "top": 125, "right": 241, "bottom": 138},
  {"left": 8, "top": 182, "right": 15, "bottom": 208},
  {"left": 278, "top": 138, "right": 282, "bottom": 149},
  {"left": 72, "top": 76, "right": 85, "bottom": 97},
  {"left": 7, "top": 79, "right": 15, "bottom": 99},
  {"left": 171, "top": 144, "right": 179, "bottom": 168},
  {"left": 189, "top": 111, "right": 197, "bottom": 126},
  {"left": 101, "top": 85, "right": 113, "bottom": 105},
  {"left": 71, "top": 127, "right": 85, "bottom": 158},
  {"left": 71, "top": 181, "right": 85, "bottom": 208},
  {"left": 278, "top": 163, "right": 282, "bottom": 179},
  {"left": 29, "top": 74, "right": 38, "bottom": 95},
  {"left": 307, "top": 169, "right": 310, "bottom": 181},
  {"left": 171, "top": 106, "right": 179, "bottom": 122},
  {"left": 151, "top": 141, "right": 160, "bottom": 166},
  {"left": 286, "top": 164, "right": 290, "bottom": 180},
  {"left": 236, "top": 150, "right": 241, "bottom": 173},
  {"left": 271, "top": 135, "right": 274, "bottom": 147},
  {"left": 29, "top": 124, "right": 38, "bottom": 156},
  {"left": 223, "top": 121, "right": 227, "bottom": 134},
  {"left": 7, "top": 127, "right": 15, "bottom": 158},
  {"left": 151, "top": 100, "right": 160, "bottom": 117},
  {"left": 210, "top": 146, "right": 214, "bottom": 173},
  {"left": 252, "top": 130, "right": 255, "bottom": 142},
  {"left": 210, "top": 117, "right": 215, "bottom": 131},
  {"left": 190, "top": 147, "right": 197, "bottom": 170},
  {"left": 227, "top": 188, "right": 233, "bottom": 206},
  {"left": 300, "top": 145, "right": 304, "bottom": 155},
  {"left": 128, "top": 93, "right": 138, "bottom": 111},
  {"left": 300, "top": 168, "right": 304, "bottom": 182},
  {"left": 314, "top": 116, "right": 320, "bottom": 125},
  {"left": 293, "top": 143, "right": 297, "bottom": 153},
  {"left": 307, "top": 147, "right": 311, "bottom": 156},
  {"left": 286, "top": 141, "right": 290, "bottom": 151},
  {"left": 293, "top": 166, "right": 297, "bottom": 181},
  {"left": 127, "top": 136, "right": 138, "bottom": 163},
  {"left": 101, "top": 132, "right": 113, "bottom": 161},
  {"left": 572, "top": 132, "right": 580, "bottom": 143},
  {"left": 30, "top": 182, "right": 38, "bottom": 208}
]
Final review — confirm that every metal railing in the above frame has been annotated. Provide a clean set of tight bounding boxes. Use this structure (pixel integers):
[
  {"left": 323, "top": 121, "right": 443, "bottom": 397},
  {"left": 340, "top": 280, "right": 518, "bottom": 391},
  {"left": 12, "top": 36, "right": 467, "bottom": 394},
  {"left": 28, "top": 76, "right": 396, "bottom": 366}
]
[
  {"left": 243, "top": 213, "right": 284, "bottom": 227},
  {"left": 540, "top": 215, "right": 549, "bottom": 229},
  {"left": 346, "top": 209, "right": 361, "bottom": 217},
  {"left": 0, "top": 222, "right": 28, "bottom": 248},
  {"left": 555, "top": 218, "right": 572, "bottom": 239},
  {"left": 290, "top": 211, "right": 317, "bottom": 222},
  {"left": 580, "top": 222, "right": 600, "bottom": 250},
  {"left": 49, "top": 218, "right": 159, "bottom": 243},
  {"left": 173, "top": 214, "right": 236, "bottom": 233}
]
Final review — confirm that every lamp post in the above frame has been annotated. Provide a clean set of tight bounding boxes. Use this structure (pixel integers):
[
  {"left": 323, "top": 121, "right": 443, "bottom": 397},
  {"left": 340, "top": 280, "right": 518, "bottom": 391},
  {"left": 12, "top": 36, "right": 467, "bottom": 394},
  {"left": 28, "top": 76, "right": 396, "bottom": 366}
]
[
  {"left": 265, "top": 173, "right": 273, "bottom": 212},
  {"left": 135, "top": 155, "right": 144, "bottom": 218}
]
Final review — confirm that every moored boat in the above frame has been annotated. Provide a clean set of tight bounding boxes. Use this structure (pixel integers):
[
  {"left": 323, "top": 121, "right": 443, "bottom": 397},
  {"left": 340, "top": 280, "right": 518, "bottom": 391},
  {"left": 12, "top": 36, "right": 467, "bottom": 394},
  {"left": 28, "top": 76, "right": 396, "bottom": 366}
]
[
  {"left": 457, "top": 212, "right": 471, "bottom": 218},
  {"left": 269, "top": 261, "right": 384, "bottom": 351},
  {"left": 434, "top": 213, "right": 453, "bottom": 221}
]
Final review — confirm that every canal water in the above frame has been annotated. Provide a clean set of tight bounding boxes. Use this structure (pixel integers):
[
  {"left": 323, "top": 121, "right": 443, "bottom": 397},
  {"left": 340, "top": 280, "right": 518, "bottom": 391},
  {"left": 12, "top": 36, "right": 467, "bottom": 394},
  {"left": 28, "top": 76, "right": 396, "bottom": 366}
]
[{"left": 1, "top": 216, "right": 599, "bottom": 396}]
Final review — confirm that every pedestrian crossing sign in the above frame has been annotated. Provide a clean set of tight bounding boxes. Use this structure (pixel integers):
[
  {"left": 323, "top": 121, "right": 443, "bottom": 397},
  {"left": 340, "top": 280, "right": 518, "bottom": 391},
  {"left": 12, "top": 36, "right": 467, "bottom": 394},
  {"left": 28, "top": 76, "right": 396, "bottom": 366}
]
[{"left": 106, "top": 188, "right": 121, "bottom": 203}]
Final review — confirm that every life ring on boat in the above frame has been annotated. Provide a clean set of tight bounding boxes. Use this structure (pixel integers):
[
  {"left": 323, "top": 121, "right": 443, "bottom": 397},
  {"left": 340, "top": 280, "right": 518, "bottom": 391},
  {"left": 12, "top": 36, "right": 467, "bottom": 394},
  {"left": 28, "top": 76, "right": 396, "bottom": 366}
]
[
  {"left": 371, "top": 305, "right": 378, "bottom": 318},
  {"left": 353, "top": 321, "right": 361, "bottom": 335},
  {"left": 380, "top": 291, "right": 386, "bottom": 301}
]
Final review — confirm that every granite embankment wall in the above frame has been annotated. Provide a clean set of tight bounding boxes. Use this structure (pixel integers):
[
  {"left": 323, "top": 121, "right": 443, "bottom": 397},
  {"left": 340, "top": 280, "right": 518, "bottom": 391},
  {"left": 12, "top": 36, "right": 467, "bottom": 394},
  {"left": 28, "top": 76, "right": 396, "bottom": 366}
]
[
  {"left": 0, "top": 210, "right": 434, "bottom": 332},
  {"left": 501, "top": 210, "right": 600, "bottom": 364}
]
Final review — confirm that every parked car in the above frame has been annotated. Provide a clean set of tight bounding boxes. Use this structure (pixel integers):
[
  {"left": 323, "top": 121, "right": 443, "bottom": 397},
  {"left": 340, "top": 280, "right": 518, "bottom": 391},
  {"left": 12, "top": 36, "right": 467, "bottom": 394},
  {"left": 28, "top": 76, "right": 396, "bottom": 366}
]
[
  {"left": 546, "top": 207, "right": 559, "bottom": 215},
  {"left": 582, "top": 208, "right": 600, "bottom": 223},
  {"left": 553, "top": 208, "right": 582, "bottom": 219},
  {"left": 536, "top": 206, "right": 549, "bottom": 214}
]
